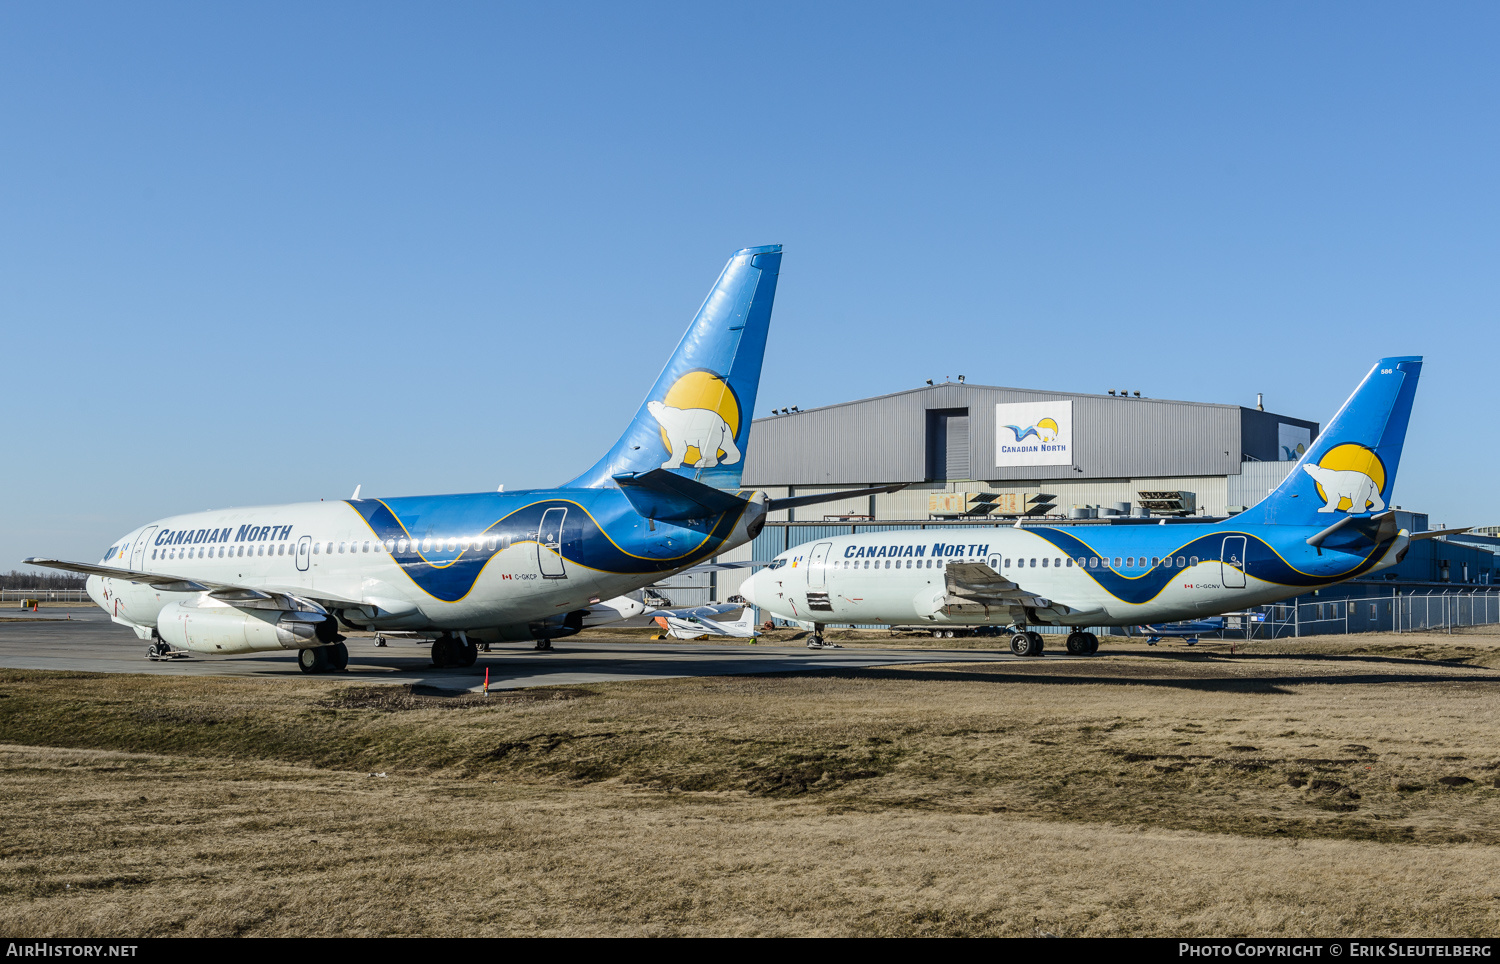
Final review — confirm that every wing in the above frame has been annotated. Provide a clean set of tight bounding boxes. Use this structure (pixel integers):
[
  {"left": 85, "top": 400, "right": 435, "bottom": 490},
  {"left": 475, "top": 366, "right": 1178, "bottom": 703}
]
[
  {"left": 23, "top": 557, "right": 359, "bottom": 615},
  {"left": 941, "top": 561, "right": 1106, "bottom": 624},
  {"left": 655, "top": 603, "right": 742, "bottom": 619}
]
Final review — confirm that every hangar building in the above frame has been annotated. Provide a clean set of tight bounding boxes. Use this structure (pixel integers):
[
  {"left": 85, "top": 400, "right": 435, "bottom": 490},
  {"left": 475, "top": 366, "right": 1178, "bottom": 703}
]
[{"left": 743, "top": 379, "right": 1319, "bottom": 522}]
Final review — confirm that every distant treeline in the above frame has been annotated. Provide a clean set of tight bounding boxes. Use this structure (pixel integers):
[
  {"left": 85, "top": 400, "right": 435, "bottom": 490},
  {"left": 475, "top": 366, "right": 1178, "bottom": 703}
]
[{"left": 0, "top": 570, "right": 87, "bottom": 591}]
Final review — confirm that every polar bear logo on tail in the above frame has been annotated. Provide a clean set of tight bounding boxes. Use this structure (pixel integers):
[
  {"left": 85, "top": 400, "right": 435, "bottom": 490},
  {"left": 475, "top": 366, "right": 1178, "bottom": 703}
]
[
  {"left": 1302, "top": 463, "right": 1385, "bottom": 514},
  {"left": 648, "top": 400, "right": 742, "bottom": 469}
]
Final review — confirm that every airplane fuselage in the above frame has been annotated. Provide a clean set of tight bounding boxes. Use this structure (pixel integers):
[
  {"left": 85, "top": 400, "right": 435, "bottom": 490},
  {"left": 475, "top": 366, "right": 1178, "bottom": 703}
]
[
  {"left": 743, "top": 521, "right": 1406, "bottom": 629},
  {"left": 92, "top": 487, "right": 764, "bottom": 646}
]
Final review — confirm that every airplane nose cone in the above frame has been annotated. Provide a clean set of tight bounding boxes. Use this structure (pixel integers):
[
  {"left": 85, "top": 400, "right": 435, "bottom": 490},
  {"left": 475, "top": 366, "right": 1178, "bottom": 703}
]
[{"left": 739, "top": 570, "right": 760, "bottom": 606}]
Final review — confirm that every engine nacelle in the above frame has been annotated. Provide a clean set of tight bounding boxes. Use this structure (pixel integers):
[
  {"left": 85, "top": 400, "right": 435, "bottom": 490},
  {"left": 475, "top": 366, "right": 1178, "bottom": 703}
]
[{"left": 157, "top": 601, "right": 335, "bottom": 655}]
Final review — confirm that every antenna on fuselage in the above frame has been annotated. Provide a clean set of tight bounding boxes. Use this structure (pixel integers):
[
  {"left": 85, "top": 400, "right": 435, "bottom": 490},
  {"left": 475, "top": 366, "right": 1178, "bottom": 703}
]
[
  {"left": 352, "top": 484, "right": 361, "bottom": 500},
  {"left": 497, "top": 484, "right": 505, "bottom": 492}
]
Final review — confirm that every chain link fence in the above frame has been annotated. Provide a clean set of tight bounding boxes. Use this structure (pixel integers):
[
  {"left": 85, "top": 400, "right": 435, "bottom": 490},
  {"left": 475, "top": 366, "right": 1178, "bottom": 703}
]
[
  {"left": 0, "top": 590, "right": 92, "bottom": 603},
  {"left": 1249, "top": 589, "right": 1500, "bottom": 638}
]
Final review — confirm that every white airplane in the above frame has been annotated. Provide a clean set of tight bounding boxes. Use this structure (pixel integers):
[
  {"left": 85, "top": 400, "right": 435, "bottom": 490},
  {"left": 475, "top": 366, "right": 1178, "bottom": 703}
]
[
  {"left": 26, "top": 246, "right": 897, "bottom": 672},
  {"left": 652, "top": 606, "right": 759, "bottom": 640},
  {"left": 743, "top": 357, "right": 1455, "bottom": 655}
]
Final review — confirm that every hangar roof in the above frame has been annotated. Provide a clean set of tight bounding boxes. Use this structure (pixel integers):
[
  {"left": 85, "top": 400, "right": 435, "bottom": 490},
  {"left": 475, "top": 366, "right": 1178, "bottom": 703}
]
[{"left": 742, "top": 381, "right": 1319, "bottom": 486}]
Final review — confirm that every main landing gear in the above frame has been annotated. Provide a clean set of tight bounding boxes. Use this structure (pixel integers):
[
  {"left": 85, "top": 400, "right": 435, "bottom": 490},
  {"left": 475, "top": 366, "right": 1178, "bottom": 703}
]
[
  {"left": 1065, "top": 631, "right": 1100, "bottom": 655},
  {"left": 431, "top": 634, "right": 479, "bottom": 668},
  {"left": 1009, "top": 631, "right": 1045, "bottom": 657},
  {"left": 298, "top": 643, "right": 349, "bottom": 674}
]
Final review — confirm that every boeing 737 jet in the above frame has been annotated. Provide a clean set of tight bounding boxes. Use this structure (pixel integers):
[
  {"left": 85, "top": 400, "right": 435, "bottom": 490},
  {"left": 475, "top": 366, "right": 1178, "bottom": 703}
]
[
  {"left": 28, "top": 245, "right": 896, "bottom": 672},
  {"left": 743, "top": 357, "right": 1452, "bottom": 655}
]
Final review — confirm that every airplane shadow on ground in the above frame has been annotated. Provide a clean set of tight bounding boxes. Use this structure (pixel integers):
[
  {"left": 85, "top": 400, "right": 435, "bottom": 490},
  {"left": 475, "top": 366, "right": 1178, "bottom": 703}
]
[
  {"left": 753, "top": 665, "right": 1500, "bottom": 695},
  {"left": 1119, "top": 649, "right": 1492, "bottom": 670}
]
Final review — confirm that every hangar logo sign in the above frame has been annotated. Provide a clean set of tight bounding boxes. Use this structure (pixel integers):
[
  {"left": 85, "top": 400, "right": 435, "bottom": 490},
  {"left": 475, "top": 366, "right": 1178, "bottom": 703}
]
[{"left": 996, "top": 401, "right": 1072, "bottom": 467}]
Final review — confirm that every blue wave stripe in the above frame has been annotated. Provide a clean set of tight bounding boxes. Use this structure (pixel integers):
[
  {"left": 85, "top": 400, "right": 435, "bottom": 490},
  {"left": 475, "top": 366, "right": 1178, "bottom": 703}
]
[
  {"left": 1027, "top": 528, "right": 1388, "bottom": 606},
  {"left": 347, "top": 495, "right": 745, "bottom": 602}
]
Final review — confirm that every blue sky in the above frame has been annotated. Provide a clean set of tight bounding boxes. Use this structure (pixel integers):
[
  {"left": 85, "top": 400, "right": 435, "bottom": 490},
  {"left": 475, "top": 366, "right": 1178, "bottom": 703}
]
[{"left": 3, "top": 2, "right": 1496, "bottom": 568}]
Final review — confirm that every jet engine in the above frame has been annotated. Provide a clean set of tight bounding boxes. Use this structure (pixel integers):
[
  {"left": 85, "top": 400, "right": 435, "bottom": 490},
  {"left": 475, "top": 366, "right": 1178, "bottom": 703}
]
[{"left": 156, "top": 601, "right": 339, "bottom": 655}]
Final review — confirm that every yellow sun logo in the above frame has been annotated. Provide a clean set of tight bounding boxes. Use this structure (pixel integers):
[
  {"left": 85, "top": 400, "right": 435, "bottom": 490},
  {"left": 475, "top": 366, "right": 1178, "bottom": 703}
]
[
  {"left": 656, "top": 369, "right": 742, "bottom": 466},
  {"left": 1312, "top": 443, "right": 1387, "bottom": 512}
]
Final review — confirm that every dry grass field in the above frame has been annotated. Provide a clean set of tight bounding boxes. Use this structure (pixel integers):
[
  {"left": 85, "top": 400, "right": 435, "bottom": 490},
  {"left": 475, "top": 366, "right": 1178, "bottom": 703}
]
[{"left": 2, "top": 628, "right": 1499, "bottom": 936}]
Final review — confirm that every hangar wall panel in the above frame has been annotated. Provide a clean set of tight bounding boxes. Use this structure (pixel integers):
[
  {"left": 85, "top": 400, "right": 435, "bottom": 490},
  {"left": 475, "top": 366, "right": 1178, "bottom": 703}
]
[{"left": 1229, "top": 461, "right": 1297, "bottom": 509}]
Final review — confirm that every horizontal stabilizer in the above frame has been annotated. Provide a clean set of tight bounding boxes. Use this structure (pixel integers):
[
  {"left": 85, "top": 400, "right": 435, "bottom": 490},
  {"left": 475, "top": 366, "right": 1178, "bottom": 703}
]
[
  {"left": 1305, "top": 510, "right": 1400, "bottom": 553},
  {"left": 1409, "top": 526, "right": 1474, "bottom": 542},
  {"left": 766, "top": 483, "right": 908, "bottom": 513},
  {"left": 612, "top": 469, "right": 749, "bottom": 525}
]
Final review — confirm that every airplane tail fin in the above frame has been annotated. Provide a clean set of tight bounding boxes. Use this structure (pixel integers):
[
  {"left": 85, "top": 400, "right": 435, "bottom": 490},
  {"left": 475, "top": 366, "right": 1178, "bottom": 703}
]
[
  {"left": 565, "top": 245, "right": 782, "bottom": 490},
  {"left": 1238, "top": 356, "right": 1422, "bottom": 526}
]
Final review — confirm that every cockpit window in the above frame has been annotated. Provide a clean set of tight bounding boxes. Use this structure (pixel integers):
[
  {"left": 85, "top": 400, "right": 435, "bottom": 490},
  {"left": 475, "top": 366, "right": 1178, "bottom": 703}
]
[{"left": 768, "top": 559, "right": 787, "bottom": 570}]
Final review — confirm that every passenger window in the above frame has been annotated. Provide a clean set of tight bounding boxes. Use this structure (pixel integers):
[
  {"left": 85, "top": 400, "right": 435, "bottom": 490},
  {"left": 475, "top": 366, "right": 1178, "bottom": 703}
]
[
  {"left": 313, "top": 543, "right": 320, "bottom": 554},
  {"left": 1065, "top": 558, "right": 1073, "bottom": 567},
  {"left": 1041, "top": 558, "right": 1048, "bottom": 568},
  {"left": 1030, "top": 558, "right": 1036, "bottom": 567},
  {"left": 362, "top": 541, "right": 370, "bottom": 553},
  {"left": 1112, "top": 557, "right": 1121, "bottom": 568},
  {"left": 397, "top": 540, "right": 408, "bottom": 552},
  {"left": 1189, "top": 556, "right": 1198, "bottom": 566},
  {"left": 1088, "top": 557, "right": 1098, "bottom": 568}
]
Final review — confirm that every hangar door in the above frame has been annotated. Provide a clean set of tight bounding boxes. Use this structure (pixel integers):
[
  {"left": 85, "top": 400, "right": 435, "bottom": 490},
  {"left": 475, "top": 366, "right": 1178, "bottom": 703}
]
[{"left": 926, "top": 408, "right": 970, "bottom": 481}]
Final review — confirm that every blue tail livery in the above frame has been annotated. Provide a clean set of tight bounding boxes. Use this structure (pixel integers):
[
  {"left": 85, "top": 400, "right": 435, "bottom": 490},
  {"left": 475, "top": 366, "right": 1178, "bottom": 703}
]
[{"left": 566, "top": 245, "right": 782, "bottom": 491}]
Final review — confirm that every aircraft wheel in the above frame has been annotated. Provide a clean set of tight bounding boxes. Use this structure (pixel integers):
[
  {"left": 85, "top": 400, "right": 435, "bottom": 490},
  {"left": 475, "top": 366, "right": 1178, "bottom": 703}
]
[
  {"left": 1065, "top": 632, "right": 1088, "bottom": 655},
  {"left": 806, "top": 634, "right": 823, "bottom": 649},
  {"left": 328, "top": 642, "right": 349, "bottom": 670},
  {"left": 534, "top": 639, "right": 552, "bottom": 651},
  {"left": 1010, "top": 633, "right": 1032, "bottom": 657},
  {"left": 459, "top": 640, "right": 478, "bottom": 667},
  {"left": 1084, "top": 632, "right": 1099, "bottom": 654},
  {"left": 931, "top": 630, "right": 944, "bottom": 639},
  {"left": 1026, "top": 631, "right": 1044, "bottom": 657},
  {"left": 944, "top": 630, "right": 956, "bottom": 639},
  {"left": 432, "top": 636, "right": 456, "bottom": 667},
  {"left": 298, "top": 646, "right": 329, "bottom": 674}
]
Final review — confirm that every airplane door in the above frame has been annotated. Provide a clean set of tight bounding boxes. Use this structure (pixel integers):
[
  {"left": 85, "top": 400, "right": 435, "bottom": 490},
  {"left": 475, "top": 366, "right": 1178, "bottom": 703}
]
[
  {"left": 129, "top": 526, "right": 157, "bottom": 571},
  {"left": 1221, "top": 536, "right": 1247, "bottom": 589},
  {"left": 807, "top": 542, "right": 832, "bottom": 589},
  {"left": 295, "top": 535, "right": 312, "bottom": 572},
  {"left": 538, "top": 508, "right": 568, "bottom": 579}
]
